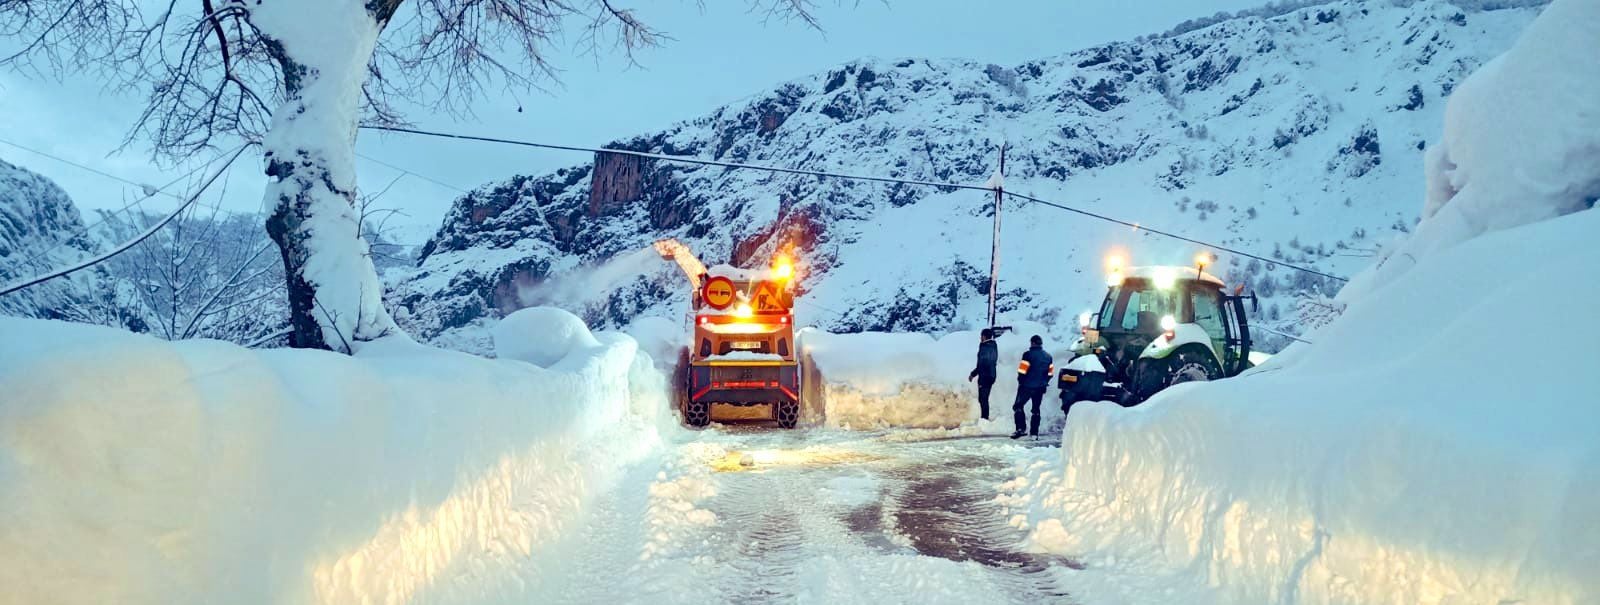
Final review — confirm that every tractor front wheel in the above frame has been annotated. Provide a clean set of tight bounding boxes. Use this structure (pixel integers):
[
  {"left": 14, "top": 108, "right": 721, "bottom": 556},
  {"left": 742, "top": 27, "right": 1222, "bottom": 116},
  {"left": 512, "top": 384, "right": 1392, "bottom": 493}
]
[
  {"left": 1125, "top": 359, "right": 1166, "bottom": 405},
  {"left": 1166, "top": 348, "right": 1222, "bottom": 388}
]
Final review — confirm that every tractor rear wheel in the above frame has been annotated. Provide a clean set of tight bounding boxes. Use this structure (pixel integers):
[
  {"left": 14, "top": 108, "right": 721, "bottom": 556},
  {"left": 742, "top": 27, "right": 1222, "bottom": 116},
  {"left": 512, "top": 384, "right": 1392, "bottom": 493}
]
[
  {"left": 684, "top": 400, "right": 710, "bottom": 427},
  {"left": 775, "top": 400, "right": 800, "bottom": 429}
]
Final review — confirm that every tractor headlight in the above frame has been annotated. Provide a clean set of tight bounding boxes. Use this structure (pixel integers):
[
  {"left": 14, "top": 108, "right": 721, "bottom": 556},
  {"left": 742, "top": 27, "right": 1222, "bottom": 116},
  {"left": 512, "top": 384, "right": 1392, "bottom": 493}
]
[
  {"left": 1078, "top": 312, "right": 1091, "bottom": 329},
  {"left": 1160, "top": 314, "right": 1177, "bottom": 332}
]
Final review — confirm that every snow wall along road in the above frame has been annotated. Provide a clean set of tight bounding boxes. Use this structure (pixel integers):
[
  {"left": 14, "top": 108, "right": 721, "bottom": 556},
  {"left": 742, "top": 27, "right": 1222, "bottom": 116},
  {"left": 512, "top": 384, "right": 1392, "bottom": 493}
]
[{"left": 0, "top": 307, "right": 673, "bottom": 605}]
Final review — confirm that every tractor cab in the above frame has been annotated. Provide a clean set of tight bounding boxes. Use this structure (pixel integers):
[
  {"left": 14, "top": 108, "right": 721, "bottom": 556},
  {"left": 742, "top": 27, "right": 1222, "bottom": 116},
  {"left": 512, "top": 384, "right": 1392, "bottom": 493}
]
[{"left": 1070, "top": 254, "right": 1257, "bottom": 404}]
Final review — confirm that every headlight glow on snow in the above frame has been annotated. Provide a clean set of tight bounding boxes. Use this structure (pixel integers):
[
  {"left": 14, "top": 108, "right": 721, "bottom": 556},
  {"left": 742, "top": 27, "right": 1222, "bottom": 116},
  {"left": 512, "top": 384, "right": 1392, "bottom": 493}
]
[{"left": 709, "top": 447, "right": 885, "bottom": 472}]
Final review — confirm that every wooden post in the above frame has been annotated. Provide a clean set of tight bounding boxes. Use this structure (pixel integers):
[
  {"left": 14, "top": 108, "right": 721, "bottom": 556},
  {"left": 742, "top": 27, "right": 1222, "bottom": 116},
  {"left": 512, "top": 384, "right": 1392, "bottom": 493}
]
[{"left": 987, "top": 144, "right": 1006, "bottom": 328}]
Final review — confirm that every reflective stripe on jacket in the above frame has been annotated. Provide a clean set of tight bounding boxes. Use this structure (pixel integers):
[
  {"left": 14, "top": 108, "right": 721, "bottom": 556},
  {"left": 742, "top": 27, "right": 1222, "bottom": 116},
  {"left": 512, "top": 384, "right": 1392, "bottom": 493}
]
[{"left": 1017, "top": 345, "right": 1054, "bottom": 389}]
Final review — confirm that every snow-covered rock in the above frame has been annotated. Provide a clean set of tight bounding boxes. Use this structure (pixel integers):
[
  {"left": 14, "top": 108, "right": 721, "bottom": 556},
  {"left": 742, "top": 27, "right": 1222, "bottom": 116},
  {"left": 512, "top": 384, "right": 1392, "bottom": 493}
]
[
  {"left": 388, "top": 0, "right": 1545, "bottom": 350},
  {"left": 492, "top": 305, "right": 602, "bottom": 367},
  {"left": 0, "top": 315, "right": 667, "bottom": 604}
]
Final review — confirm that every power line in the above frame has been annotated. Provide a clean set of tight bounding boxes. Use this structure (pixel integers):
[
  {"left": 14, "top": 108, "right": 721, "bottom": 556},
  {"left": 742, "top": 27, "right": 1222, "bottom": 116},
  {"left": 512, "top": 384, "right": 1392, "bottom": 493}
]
[
  {"left": 1002, "top": 191, "right": 1348, "bottom": 283},
  {"left": 1, "top": 146, "right": 249, "bottom": 297},
  {"left": 361, "top": 125, "right": 1347, "bottom": 283},
  {"left": 362, "top": 125, "right": 996, "bottom": 192},
  {"left": 1254, "top": 324, "right": 1314, "bottom": 345},
  {"left": 356, "top": 152, "right": 469, "bottom": 193}
]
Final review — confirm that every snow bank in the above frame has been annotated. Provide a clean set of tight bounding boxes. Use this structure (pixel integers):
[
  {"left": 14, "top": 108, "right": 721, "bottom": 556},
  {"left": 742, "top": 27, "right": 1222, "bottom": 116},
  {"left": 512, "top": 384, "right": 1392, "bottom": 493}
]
[
  {"left": 625, "top": 315, "right": 688, "bottom": 373},
  {"left": 1003, "top": 199, "right": 1600, "bottom": 604},
  {"left": 801, "top": 324, "right": 1066, "bottom": 430},
  {"left": 492, "top": 306, "right": 603, "bottom": 367},
  {"left": 0, "top": 314, "right": 668, "bottom": 604},
  {"left": 1346, "top": 0, "right": 1600, "bottom": 298}
]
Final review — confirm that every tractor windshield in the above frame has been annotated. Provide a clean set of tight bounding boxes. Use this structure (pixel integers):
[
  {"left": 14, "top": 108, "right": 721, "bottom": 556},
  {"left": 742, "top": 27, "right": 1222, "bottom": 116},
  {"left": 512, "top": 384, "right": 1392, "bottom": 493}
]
[{"left": 1097, "top": 278, "right": 1182, "bottom": 336}]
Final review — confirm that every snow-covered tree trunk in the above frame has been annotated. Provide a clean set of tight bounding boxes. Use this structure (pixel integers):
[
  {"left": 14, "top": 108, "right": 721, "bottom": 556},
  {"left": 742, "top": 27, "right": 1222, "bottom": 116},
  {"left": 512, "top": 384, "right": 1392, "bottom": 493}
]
[{"left": 247, "top": 1, "right": 400, "bottom": 351}]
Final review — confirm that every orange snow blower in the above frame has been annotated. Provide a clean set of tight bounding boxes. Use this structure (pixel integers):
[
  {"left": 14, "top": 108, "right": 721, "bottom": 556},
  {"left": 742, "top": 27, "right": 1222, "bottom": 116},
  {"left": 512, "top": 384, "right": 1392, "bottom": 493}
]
[{"left": 654, "top": 238, "right": 803, "bottom": 428}]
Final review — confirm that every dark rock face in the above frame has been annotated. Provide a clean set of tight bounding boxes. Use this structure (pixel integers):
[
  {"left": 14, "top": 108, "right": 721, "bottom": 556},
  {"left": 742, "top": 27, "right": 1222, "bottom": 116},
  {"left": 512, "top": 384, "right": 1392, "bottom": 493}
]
[
  {"left": 1401, "top": 84, "right": 1426, "bottom": 111},
  {"left": 1330, "top": 123, "right": 1383, "bottom": 178}
]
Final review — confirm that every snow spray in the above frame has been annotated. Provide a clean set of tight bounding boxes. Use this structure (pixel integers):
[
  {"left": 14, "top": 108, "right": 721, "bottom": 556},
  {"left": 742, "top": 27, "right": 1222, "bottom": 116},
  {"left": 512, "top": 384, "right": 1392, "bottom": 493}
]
[{"left": 517, "top": 247, "right": 660, "bottom": 308}]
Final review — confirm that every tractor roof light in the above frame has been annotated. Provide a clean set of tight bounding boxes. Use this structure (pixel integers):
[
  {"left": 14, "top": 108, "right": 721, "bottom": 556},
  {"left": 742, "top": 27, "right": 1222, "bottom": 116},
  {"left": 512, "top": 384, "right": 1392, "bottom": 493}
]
[
  {"left": 1153, "top": 267, "right": 1179, "bottom": 290},
  {"left": 773, "top": 255, "right": 795, "bottom": 281},
  {"left": 1104, "top": 252, "right": 1128, "bottom": 286},
  {"left": 1105, "top": 253, "right": 1126, "bottom": 273}
]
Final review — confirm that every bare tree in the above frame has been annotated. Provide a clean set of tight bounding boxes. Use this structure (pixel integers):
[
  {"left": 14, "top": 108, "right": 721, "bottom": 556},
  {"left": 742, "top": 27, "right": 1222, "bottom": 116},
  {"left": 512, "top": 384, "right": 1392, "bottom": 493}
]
[
  {"left": 101, "top": 201, "right": 289, "bottom": 344},
  {"left": 1, "top": 0, "right": 829, "bottom": 352}
]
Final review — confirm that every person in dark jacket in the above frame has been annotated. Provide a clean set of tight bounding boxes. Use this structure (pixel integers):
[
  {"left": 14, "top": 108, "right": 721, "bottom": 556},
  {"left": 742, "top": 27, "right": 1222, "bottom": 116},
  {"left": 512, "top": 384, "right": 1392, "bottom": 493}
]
[
  {"left": 967, "top": 329, "right": 999, "bottom": 420},
  {"left": 1012, "top": 335, "right": 1054, "bottom": 439}
]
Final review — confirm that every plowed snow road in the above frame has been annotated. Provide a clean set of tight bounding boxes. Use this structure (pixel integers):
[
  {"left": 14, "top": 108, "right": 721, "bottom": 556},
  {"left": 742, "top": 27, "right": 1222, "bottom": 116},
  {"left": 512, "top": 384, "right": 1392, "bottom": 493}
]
[{"left": 531, "top": 427, "right": 1082, "bottom": 604}]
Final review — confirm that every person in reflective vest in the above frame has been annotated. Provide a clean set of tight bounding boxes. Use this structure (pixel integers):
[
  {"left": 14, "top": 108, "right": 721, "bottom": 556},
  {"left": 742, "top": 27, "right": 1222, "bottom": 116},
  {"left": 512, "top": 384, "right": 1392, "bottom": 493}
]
[{"left": 1012, "top": 334, "right": 1054, "bottom": 439}]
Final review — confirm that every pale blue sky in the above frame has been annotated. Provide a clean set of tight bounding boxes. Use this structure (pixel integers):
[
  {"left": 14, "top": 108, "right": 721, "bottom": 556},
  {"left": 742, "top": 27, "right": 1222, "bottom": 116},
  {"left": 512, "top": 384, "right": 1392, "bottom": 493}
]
[{"left": 0, "top": 0, "right": 1267, "bottom": 242}]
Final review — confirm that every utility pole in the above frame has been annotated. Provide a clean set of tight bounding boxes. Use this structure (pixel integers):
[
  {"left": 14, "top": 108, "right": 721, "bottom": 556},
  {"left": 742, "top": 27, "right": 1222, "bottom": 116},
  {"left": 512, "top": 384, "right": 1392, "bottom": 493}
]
[{"left": 987, "top": 143, "right": 1006, "bottom": 328}]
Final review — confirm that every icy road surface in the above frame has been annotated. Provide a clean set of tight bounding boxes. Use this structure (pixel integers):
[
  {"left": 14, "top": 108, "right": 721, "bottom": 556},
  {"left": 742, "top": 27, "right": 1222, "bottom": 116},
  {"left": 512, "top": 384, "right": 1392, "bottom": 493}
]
[{"left": 532, "top": 427, "right": 1083, "bottom": 604}]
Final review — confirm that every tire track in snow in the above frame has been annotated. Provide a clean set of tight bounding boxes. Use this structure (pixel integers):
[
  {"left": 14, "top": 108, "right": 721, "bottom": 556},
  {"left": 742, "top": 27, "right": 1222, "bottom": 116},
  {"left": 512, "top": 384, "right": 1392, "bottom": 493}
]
[
  {"left": 880, "top": 446, "right": 1081, "bottom": 603},
  {"left": 707, "top": 471, "right": 810, "bottom": 604}
]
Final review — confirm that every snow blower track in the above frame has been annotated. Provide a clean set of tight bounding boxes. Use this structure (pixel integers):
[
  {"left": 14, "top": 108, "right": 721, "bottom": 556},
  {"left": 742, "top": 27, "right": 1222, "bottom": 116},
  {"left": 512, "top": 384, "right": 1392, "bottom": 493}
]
[{"left": 545, "top": 428, "right": 1082, "bottom": 604}]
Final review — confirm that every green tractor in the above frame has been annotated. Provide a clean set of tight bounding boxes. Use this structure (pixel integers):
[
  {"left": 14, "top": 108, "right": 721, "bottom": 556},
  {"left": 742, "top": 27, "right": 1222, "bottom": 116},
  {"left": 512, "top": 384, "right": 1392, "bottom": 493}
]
[{"left": 1063, "top": 259, "right": 1260, "bottom": 405}]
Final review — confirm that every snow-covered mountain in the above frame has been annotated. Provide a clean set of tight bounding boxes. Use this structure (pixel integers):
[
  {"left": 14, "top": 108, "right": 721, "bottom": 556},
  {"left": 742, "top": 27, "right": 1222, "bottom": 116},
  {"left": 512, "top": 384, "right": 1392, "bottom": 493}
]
[
  {"left": 390, "top": 0, "right": 1543, "bottom": 347},
  {"left": 0, "top": 158, "right": 140, "bottom": 328},
  {"left": 0, "top": 158, "right": 293, "bottom": 343}
]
